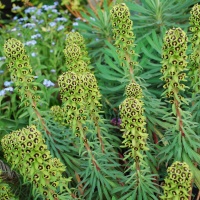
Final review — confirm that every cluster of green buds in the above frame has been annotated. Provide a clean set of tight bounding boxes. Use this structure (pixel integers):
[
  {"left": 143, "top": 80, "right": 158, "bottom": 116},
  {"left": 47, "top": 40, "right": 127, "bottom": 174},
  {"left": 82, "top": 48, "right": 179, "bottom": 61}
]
[
  {"left": 1, "top": 125, "right": 71, "bottom": 199},
  {"left": 110, "top": 3, "right": 137, "bottom": 68},
  {"left": 63, "top": 32, "right": 90, "bottom": 72},
  {"left": 52, "top": 31, "right": 102, "bottom": 133},
  {"left": 161, "top": 161, "right": 192, "bottom": 200},
  {"left": 119, "top": 81, "right": 148, "bottom": 161},
  {"left": 50, "top": 105, "right": 66, "bottom": 126},
  {"left": 125, "top": 81, "right": 143, "bottom": 99},
  {"left": 57, "top": 70, "right": 101, "bottom": 133},
  {"left": 161, "top": 27, "right": 188, "bottom": 103},
  {"left": 0, "top": 170, "right": 17, "bottom": 200},
  {"left": 189, "top": 3, "right": 200, "bottom": 94},
  {"left": 3, "top": 38, "right": 39, "bottom": 107}
]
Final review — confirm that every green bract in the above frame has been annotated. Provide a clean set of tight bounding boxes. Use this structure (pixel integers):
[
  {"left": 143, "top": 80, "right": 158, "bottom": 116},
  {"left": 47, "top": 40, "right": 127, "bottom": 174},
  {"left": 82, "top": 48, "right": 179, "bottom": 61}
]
[
  {"left": 125, "top": 81, "right": 143, "bottom": 99},
  {"left": 0, "top": 169, "right": 17, "bottom": 200},
  {"left": 1, "top": 125, "right": 72, "bottom": 199},
  {"left": 161, "top": 27, "right": 188, "bottom": 103},
  {"left": 189, "top": 3, "right": 200, "bottom": 94},
  {"left": 161, "top": 161, "right": 192, "bottom": 200},
  {"left": 64, "top": 32, "right": 90, "bottom": 72},
  {"left": 3, "top": 38, "right": 39, "bottom": 107},
  {"left": 52, "top": 31, "right": 102, "bottom": 135},
  {"left": 120, "top": 97, "right": 148, "bottom": 161},
  {"left": 110, "top": 3, "right": 137, "bottom": 68}
]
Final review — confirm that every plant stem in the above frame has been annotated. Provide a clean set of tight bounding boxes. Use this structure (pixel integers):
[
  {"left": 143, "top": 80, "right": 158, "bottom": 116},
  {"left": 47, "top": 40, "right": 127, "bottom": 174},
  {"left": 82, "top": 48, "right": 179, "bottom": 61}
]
[
  {"left": 27, "top": 91, "right": 51, "bottom": 136},
  {"left": 88, "top": 0, "right": 98, "bottom": 16},
  {"left": 75, "top": 171, "right": 84, "bottom": 195},
  {"left": 77, "top": 122, "right": 100, "bottom": 171},
  {"left": 197, "top": 191, "right": 200, "bottom": 200},
  {"left": 174, "top": 92, "right": 185, "bottom": 137},
  {"left": 96, "top": 123, "right": 105, "bottom": 153}
]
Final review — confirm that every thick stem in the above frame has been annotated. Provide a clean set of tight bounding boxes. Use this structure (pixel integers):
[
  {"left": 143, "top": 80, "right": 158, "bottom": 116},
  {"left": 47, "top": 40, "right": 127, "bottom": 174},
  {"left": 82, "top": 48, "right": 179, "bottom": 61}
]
[
  {"left": 77, "top": 122, "right": 100, "bottom": 171},
  {"left": 126, "top": 54, "right": 134, "bottom": 80},
  {"left": 27, "top": 91, "right": 51, "bottom": 136},
  {"left": 174, "top": 94, "right": 185, "bottom": 137},
  {"left": 96, "top": 123, "right": 105, "bottom": 153},
  {"left": 135, "top": 160, "right": 140, "bottom": 171},
  {"left": 65, "top": 5, "right": 82, "bottom": 19},
  {"left": 75, "top": 171, "right": 84, "bottom": 195},
  {"left": 93, "top": 115, "right": 105, "bottom": 153},
  {"left": 88, "top": 0, "right": 98, "bottom": 16},
  {"left": 196, "top": 191, "right": 200, "bottom": 200},
  {"left": 152, "top": 131, "right": 158, "bottom": 144}
]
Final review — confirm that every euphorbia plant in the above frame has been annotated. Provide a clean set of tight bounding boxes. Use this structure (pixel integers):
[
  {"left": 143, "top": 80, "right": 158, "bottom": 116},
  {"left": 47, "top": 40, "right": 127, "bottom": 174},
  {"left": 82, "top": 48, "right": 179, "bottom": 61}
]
[{"left": 0, "top": 1, "right": 200, "bottom": 200}]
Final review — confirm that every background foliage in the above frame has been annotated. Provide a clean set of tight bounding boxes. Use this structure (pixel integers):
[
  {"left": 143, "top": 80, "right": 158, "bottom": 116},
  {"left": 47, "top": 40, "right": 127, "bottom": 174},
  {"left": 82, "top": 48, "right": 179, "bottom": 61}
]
[{"left": 0, "top": 0, "right": 200, "bottom": 199}]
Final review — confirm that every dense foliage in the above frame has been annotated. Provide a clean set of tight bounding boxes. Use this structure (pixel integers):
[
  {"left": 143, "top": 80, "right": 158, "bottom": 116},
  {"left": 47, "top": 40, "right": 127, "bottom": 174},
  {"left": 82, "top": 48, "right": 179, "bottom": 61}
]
[{"left": 0, "top": 0, "right": 200, "bottom": 199}]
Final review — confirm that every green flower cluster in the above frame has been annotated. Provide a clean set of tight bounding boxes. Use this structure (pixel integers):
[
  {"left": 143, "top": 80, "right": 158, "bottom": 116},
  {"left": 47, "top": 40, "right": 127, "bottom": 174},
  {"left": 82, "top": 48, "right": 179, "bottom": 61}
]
[
  {"left": 119, "top": 81, "right": 148, "bottom": 161},
  {"left": 50, "top": 105, "right": 65, "bottom": 126},
  {"left": 52, "top": 32, "right": 102, "bottom": 133},
  {"left": 110, "top": 3, "right": 137, "bottom": 68},
  {"left": 161, "top": 161, "right": 192, "bottom": 200},
  {"left": 1, "top": 125, "right": 71, "bottom": 200},
  {"left": 125, "top": 81, "right": 143, "bottom": 99},
  {"left": 64, "top": 32, "right": 90, "bottom": 72},
  {"left": 161, "top": 28, "right": 188, "bottom": 103},
  {"left": 189, "top": 3, "right": 200, "bottom": 94},
  {"left": 3, "top": 38, "right": 39, "bottom": 107},
  {"left": 0, "top": 170, "right": 17, "bottom": 200},
  {"left": 56, "top": 71, "right": 101, "bottom": 132}
]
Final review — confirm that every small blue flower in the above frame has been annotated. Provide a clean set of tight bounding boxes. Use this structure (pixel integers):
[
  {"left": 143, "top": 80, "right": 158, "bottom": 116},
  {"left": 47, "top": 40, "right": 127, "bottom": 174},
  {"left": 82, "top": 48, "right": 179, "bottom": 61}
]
[
  {"left": 50, "top": 49, "right": 54, "bottom": 53},
  {"left": 0, "top": 57, "right": 6, "bottom": 61},
  {"left": 25, "top": 40, "right": 37, "bottom": 46},
  {"left": 55, "top": 17, "right": 67, "bottom": 22},
  {"left": 73, "top": 22, "right": 79, "bottom": 26},
  {"left": 4, "top": 81, "right": 13, "bottom": 87},
  {"left": 36, "top": 9, "right": 42, "bottom": 15},
  {"left": 49, "top": 22, "right": 56, "bottom": 27},
  {"left": 57, "top": 25, "right": 64, "bottom": 31},
  {"left": 4, "top": 87, "right": 14, "bottom": 92},
  {"left": 11, "top": 28, "right": 17, "bottom": 32},
  {"left": 22, "top": 23, "right": 36, "bottom": 29},
  {"left": 31, "top": 33, "right": 42, "bottom": 39},
  {"left": 13, "top": 16, "right": 18, "bottom": 20},
  {"left": 18, "top": 17, "right": 28, "bottom": 22},
  {"left": 43, "top": 79, "right": 55, "bottom": 87},
  {"left": 50, "top": 69, "right": 56, "bottom": 73},
  {"left": 38, "top": 19, "right": 44, "bottom": 24},
  {"left": 12, "top": 6, "right": 21, "bottom": 12},
  {"left": 0, "top": 70, "right": 4, "bottom": 74},
  {"left": 51, "top": 9, "right": 58, "bottom": 13},
  {"left": 24, "top": 7, "right": 37, "bottom": 14},
  {"left": 54, "top": 1, "right": 59, "bottom": 6},
  {"left": 51, "top": 42, "right": 55, "bottom": 46},
  {"left": 31, "top": 15, "right": 38, "bottom": 22},
  {"left": 0, "top": 87, "right": 13, "bottom": 97},
  {"left": 31, "top": 52, "right": 37, "bottom": 57},
  {"left": 42, "top": 5, "right": 56, "bottom": 11},
  {"left": 0, "top": 89, "right": 6, "bottom": 96}
]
